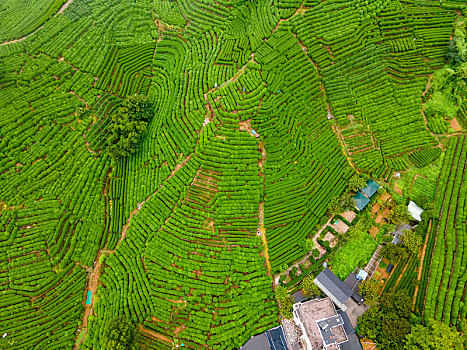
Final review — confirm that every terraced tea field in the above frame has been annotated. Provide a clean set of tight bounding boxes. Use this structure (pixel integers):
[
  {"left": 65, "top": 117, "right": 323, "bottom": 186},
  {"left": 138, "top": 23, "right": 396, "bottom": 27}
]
[{"left": 0, "top": 0, "right": 466, "bottom": 349}]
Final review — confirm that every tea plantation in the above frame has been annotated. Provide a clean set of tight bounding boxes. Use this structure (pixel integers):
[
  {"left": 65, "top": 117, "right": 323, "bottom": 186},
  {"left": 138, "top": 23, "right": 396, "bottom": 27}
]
[{"left": 0, "top": 0, "right": 466, "bottom": 349}]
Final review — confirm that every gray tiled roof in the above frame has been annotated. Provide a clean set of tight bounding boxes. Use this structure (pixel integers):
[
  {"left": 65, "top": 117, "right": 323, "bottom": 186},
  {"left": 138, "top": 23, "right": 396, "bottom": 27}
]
[{"left": 315, "top": 268, "right": 353, "bottom": 305}]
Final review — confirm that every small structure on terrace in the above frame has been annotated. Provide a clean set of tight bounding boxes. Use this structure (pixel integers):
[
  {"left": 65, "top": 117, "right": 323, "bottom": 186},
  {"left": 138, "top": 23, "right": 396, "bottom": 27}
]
[
  {"left": 353, "top": 179, "right": 380, "bottom": 211},
  {"left": 353, "top": 192, "right": 370, "bottom": 211},
  {"left": 408, "top": 201, "right": 424, "bottom": 221}
]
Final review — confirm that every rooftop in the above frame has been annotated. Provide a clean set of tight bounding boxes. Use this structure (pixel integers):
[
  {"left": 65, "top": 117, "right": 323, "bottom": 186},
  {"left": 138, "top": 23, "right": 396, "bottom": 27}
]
[
  {"left": 240, "top": 326, "right": 289, "bottom": 350},
  {"left": 293, "top": 297, "right": 339, "bottom": 349},
  {"left": 408, "top": 201, "right": 423, "bottom": 221},
  {"left": 317, "top": 314, "right": 347, "bottom": 346},
  {"left": 314, "top": 268, "right": 353, "bottom": 306},
  {"left": 360, "top": 179, "right": 380, "bottom": 198},
  {"left": 293, "top": 297, "right": 362, "bottom": 350},
  {"left": 353, "top": 191, "right": 370, "bottom": 211}
]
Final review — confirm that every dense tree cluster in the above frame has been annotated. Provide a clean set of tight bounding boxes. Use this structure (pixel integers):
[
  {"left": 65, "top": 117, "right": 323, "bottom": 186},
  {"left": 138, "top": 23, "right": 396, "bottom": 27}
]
[
  {"left": 106, "top": 95, "right": 154, "bottom": 160},
  {"left": 358, "top": 287, "right": 465, "bottom": 349},
  {"left": 300, "top": 274, "right": 322, "bottom": 298},
  {"left": 358, "top": 290, "right": 414, "bottom": 349},
  {"left": 405, "top": 320, "right": 464, "bottom": 350},
  {"left": 424, "top": 17, "right": 467, "bottom": 129},
  {"left": 380, "top": 243, "right": 407, "bottom": 263},
  {"left": 389, "top": 204, "right": 411, "bottom": 225},
  {"left": 327, "top": 192, "right": 354, "bottom": 216},
  {"left": 347, "top": 174, "right": 368, "bottom": 192},
  {"left": 274, "top": 285, "right": 293, "bottom": 319},
  {"left": 101, "top": 316, "right": 137, "bottom": 350},
  {"left": 400, "top": 229, "right": 422, "bottom": 255}
]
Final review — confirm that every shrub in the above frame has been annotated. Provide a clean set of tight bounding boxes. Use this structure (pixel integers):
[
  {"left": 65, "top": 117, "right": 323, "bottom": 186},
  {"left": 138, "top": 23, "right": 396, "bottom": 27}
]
[{"left": 312, "top": 248, "right": 320, "bottom": 258}]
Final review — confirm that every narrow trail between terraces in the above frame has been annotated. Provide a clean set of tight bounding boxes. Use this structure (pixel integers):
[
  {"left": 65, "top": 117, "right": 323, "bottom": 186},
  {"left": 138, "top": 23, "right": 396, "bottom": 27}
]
[{"left": 0, "top": 0, "right": 76, "bottom": 47}]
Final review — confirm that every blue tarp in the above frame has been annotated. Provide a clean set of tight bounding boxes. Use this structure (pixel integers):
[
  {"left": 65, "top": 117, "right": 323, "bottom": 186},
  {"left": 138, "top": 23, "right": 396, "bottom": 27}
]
[{"left": 86, "top": 291, "right": 92, "bottom": 305}]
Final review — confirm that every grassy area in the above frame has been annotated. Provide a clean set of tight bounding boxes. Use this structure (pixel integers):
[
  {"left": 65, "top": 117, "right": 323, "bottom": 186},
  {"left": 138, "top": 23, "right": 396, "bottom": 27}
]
[{"left": 330, "top": 231, "right": 378, "bottom": 279}]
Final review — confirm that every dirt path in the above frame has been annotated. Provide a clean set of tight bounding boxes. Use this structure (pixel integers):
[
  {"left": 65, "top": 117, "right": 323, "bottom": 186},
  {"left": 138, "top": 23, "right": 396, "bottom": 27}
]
[
  {"left": 258, "top": 202, "right": 272, "bottom": 275},
  {"left": 58, "top": 0, "right": 75, "bottom": 14},
  {"left": 450, "top": 117, "right": 462, "bottom": 131},
  {"left": 393, "top": 257, "right": 410, "bottom": 290},
  {"left": 139, "top": 325, "right": 172, "bottom": 344},
  {"left": 256, "top": 138, "right": 272, "bottom": 275},
  {"left": 70, "top": 91, "right": 90, "bottom": 109},
  {"left": 72, "top": 151, "right": 193, "bottom": 348},
  {"left": 271, "top": 0, "right": 307, "bottom": 35},
  {"left": 274, "top": 216, "right": 334, "bottom": 286},
  {"left": 419, "top": 74, "right": 442, "bottom": 147},
  {"left": 74, "top": 250, "right": 103, "bottom": 349},
  {"left": 0, "top": 0, "right": 76, "bottom": 47},
  {"left": 412, "top": 220, "right": 432, "bottom": 309},
  {"left": 203, "top": 56, "right": 254, "bottom": 106}
]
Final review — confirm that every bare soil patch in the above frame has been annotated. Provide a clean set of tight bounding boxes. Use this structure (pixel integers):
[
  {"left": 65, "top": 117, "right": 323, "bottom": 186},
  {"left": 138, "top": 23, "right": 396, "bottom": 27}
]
[
  {"left": 450, "top": 117, "right": 462, "bottom": 131},
  {"left": 331, "top": 220, "right": 349, "bottom": 234},
  {"left": 371, "top": 203, "right": 380, "bottom": 213},
  {"left": 369, "top": 226, "right": 379, "bottom": 239},
  {"left": 341, "top": 210, "right": 356, "bottom": 223},
  {"left": 139, "top": 325, "right": 172, "bottom": 343}
]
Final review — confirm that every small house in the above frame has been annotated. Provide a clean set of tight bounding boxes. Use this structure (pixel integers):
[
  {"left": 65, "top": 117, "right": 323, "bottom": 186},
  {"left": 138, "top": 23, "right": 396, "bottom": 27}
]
[{"left": 353, "top": 192, "right": 370, "bottom": 211}]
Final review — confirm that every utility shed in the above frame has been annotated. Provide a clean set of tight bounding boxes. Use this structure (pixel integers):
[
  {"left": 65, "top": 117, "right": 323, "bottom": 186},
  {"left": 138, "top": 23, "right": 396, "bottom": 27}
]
[
  {"left": 314, "top": 268, "right": 353, "bottom": 311},
  {"left": 360, "top": 179, "right": 380, "bottom": 198},
  {"left": 408, "top": 201, "right": 423, "bottom": 221},
  {"left": 353, "top": 192, "right": 370, "bottom": 211}
]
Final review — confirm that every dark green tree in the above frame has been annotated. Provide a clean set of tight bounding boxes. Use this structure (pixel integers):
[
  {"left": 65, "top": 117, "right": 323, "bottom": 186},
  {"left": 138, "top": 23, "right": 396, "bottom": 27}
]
[
  {"left": 358, "top": 306, "right": 383, "bottom": 340},
  {"left": 328, "top": 192, "right": 353, "bottom": 216},
  {"left": 380, "top": 243, "right": 407, "bottom": 262},
  {"left": 359, "top": 279, "right": 380, "bottom": 306},
  {"left": 381, "top": 313, "right": 412, "bottom": 349},
  {"left": 348, "top": 174, "right": 367, "bottom": 192},
  {"left": 400, "top": 230, "right": 422, "bottom": 255},
  {"left": 381, "top": 290, "right": 412, "bottom": 318},
  {"left": 405, "top": 319, "right": 464, "bottom": 350},
  {"left": 389, "top": 205, "right": 411, "bottom": 225},
  {"left": 107, "top": 95, "right": 154, "bottom": 160},
  {"left": 101, "top": 316, "right": 138, "bottom": 350},
  {"left": 424, "top": 17, "right": 467, "bottom": 131}
]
